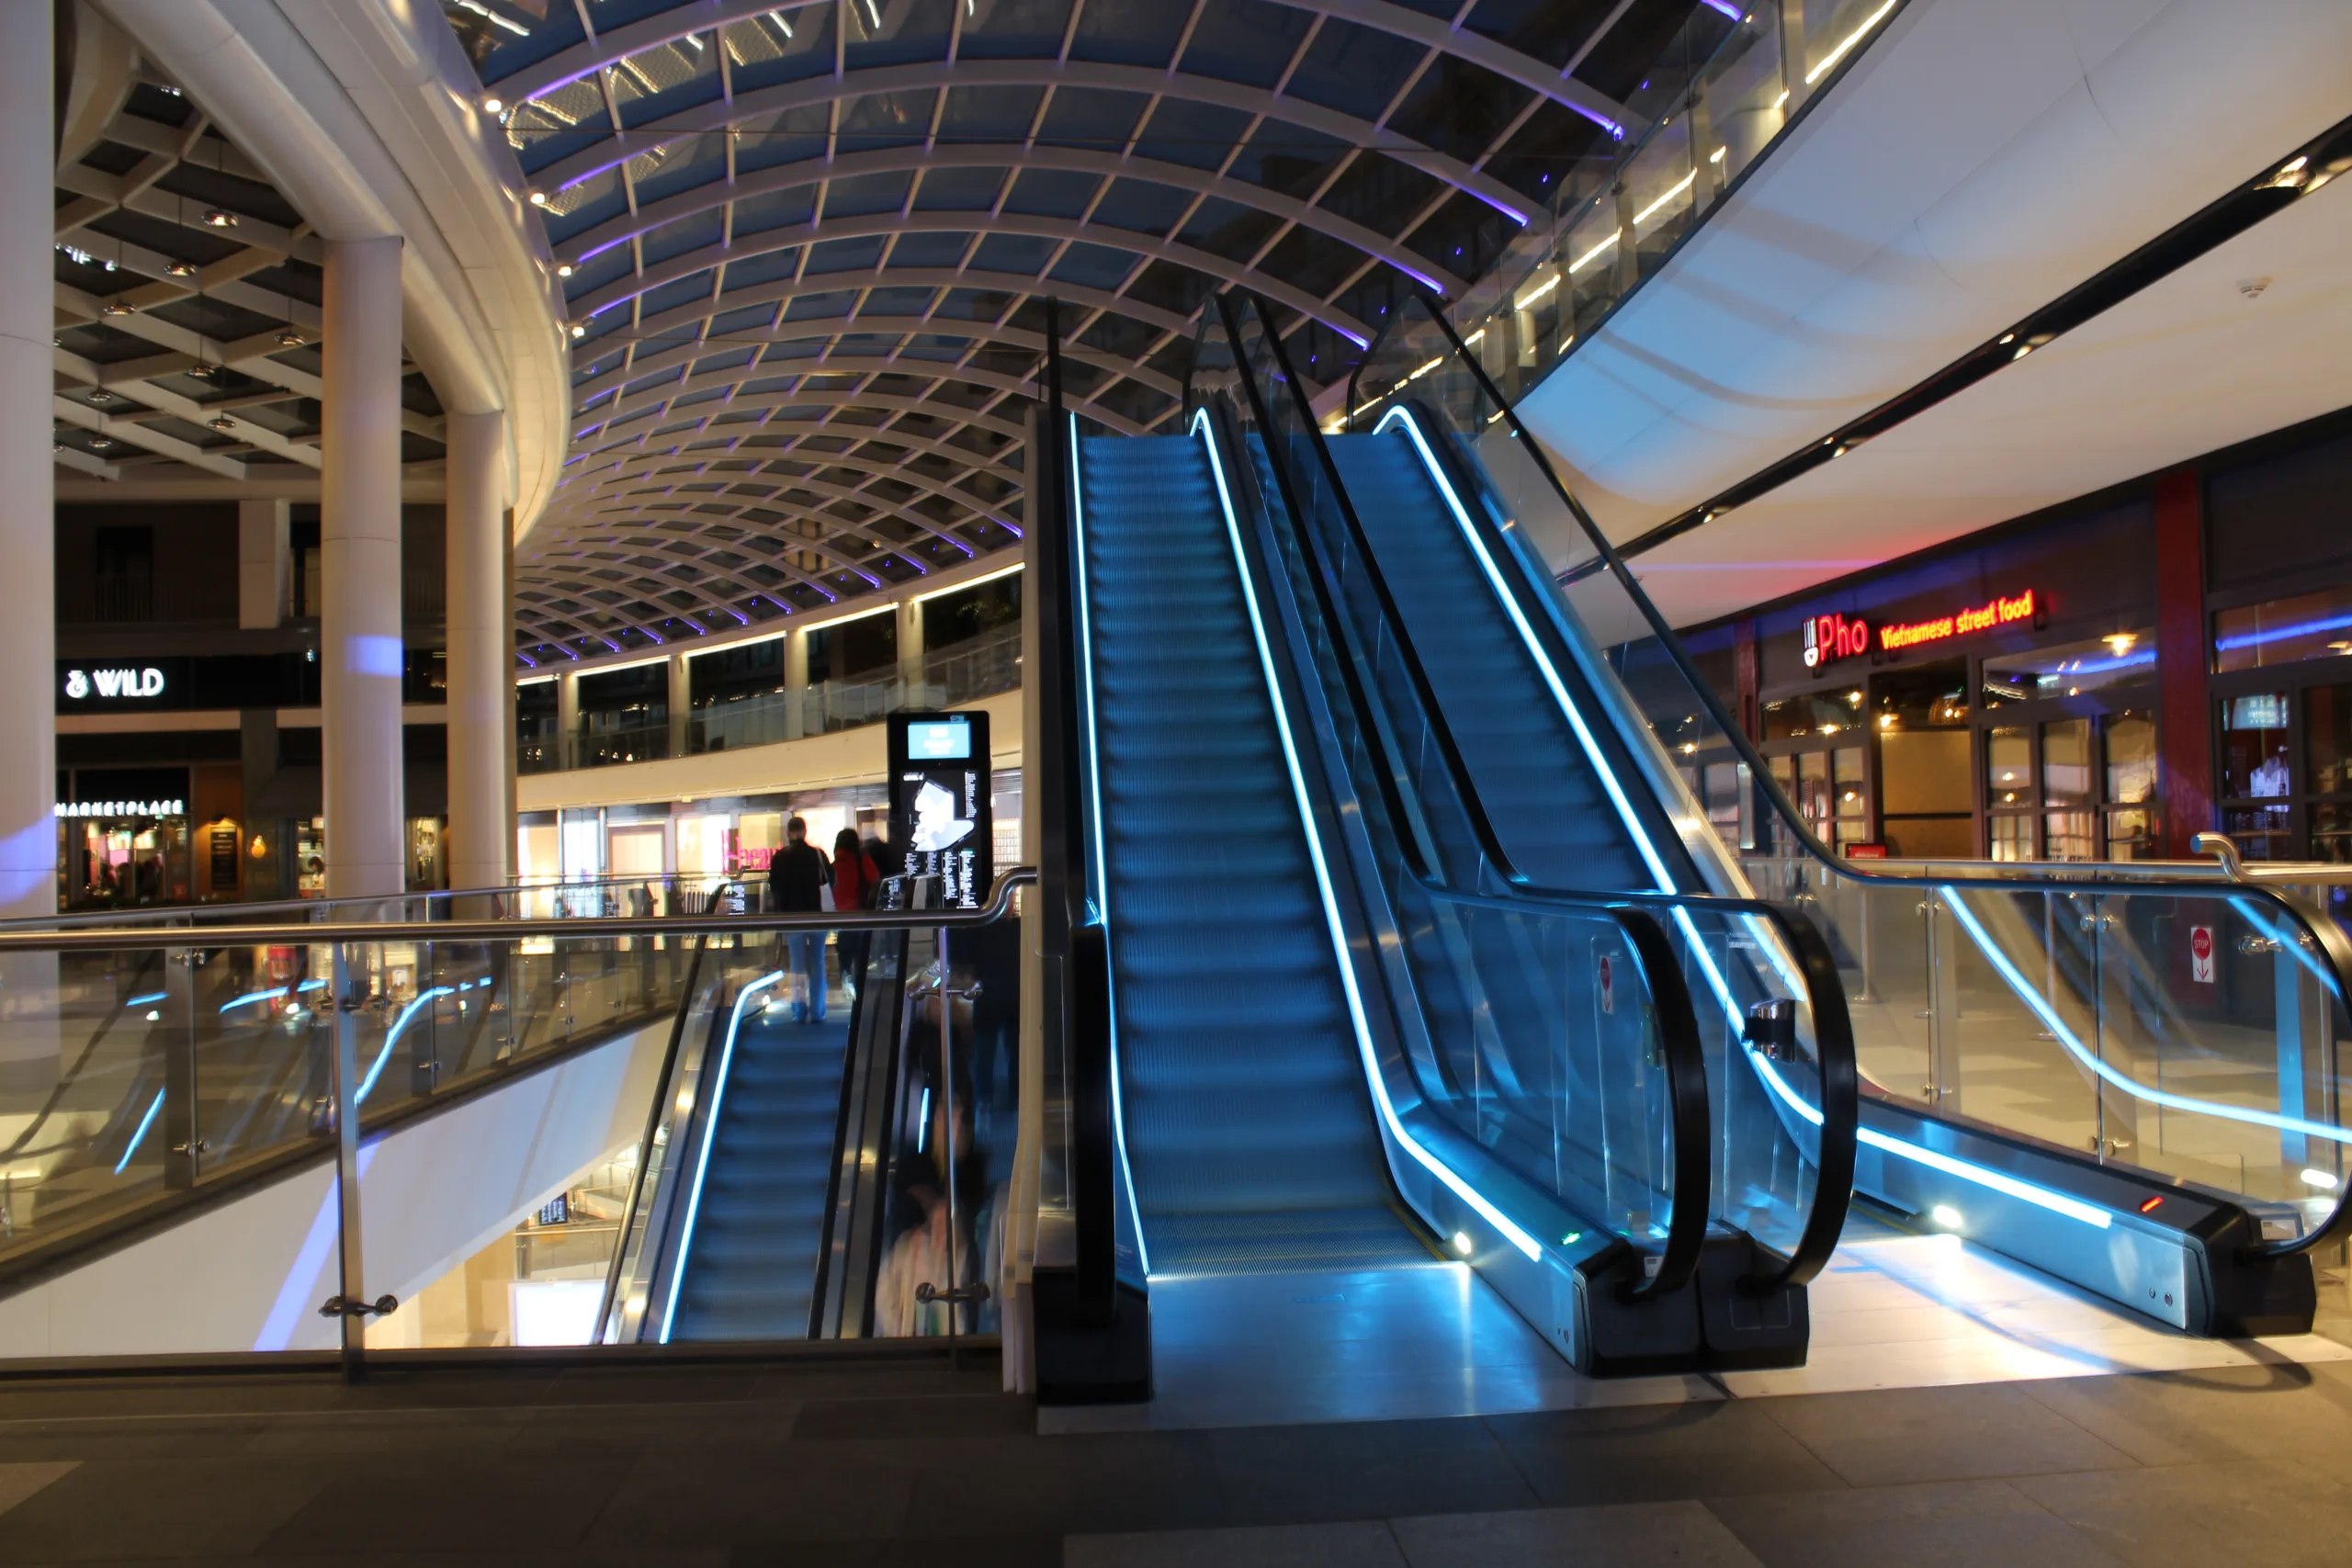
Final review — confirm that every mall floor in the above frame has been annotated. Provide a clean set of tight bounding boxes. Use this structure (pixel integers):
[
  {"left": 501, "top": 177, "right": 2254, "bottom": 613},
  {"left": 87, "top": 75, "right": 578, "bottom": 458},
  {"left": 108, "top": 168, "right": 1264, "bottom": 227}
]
[{"left": 3, "top": 1299, "right": 2352, "bottom": 1568}]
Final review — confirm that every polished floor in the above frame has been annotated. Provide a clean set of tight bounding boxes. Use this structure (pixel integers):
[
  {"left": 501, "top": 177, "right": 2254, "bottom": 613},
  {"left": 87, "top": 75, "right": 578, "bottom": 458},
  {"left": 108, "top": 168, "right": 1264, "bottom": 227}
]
[
  {"left": 4, "top": 1344, "right": 2352, "bottom": 1564},
  {"left": 1043, "top": 1211, "right": 2352, "bottom": 1434}
]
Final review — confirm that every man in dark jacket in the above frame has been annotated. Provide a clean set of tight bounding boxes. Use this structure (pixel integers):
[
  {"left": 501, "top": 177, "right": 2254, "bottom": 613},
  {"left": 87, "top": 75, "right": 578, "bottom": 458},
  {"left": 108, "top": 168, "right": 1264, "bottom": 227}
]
[{"left": 768, "top": 816, "right": 831, "bottom": 1021}]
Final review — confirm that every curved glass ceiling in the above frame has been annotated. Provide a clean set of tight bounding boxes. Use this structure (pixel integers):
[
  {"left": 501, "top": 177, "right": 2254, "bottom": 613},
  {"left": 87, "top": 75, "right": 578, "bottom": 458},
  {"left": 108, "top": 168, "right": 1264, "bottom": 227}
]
[{"left": 447, "top": 0, "right": 1726, "bottom": 665}]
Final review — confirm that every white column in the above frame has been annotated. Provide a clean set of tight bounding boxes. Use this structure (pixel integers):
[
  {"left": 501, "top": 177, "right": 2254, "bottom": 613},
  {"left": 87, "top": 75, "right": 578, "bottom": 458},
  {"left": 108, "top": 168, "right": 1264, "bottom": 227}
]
[
  {"left": 557, "top": 671, "right": 579, "bottom": 767},
  {"left": 238, "top": 499, "right": 289, "bottom": 629},
  {"left": 320, "top": 236, "right": 406, "bottom": 899},
  {"left": 445, "top": 410, "right": 511, "bottom": 893},
  {"left": 666, "top": 651, "right": 690, "bottom": 758},
  {"left": 0, "top": 1, "right": 51, "bottom": 919},
  {"left": 897, "top": 597, "right": 926, "bottom": 701},
  {"left": 784, "top": 627, "right": 809, "bottom": 740}
]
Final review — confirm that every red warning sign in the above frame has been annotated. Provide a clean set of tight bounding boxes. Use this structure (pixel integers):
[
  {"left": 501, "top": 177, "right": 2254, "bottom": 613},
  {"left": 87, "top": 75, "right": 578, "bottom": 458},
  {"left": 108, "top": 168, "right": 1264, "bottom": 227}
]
[{"left": 2189, "top": 925, "right": 2215, "bottom": 984}]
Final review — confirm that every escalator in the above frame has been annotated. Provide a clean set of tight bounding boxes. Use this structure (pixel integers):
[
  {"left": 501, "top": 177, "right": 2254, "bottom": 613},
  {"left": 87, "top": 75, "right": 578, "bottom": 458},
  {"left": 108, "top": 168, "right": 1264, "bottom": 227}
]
[
  {"left": 1074, "top": 435, "right": 1411, "bottom": 1275},
  {"left": 1329, "top": 287, "right": 2352, "bottom": 1339},
  {"left": 1032, "top": 300, "right": 1857, "bottom": 1394}
]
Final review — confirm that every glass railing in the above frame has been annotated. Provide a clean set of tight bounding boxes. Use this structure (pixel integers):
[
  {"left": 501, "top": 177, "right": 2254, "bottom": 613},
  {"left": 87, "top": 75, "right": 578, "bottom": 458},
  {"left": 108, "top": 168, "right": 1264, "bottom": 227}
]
[
  {"left": 1203, "top": 293, "right": 1854, "bottom": 1292},
  {"left": 1347, "top": 289, "right": 2352, "bottom": 1258},
  {"left": 1447, "top": 0, "right": 1909, "bottom": 409},
  {"left": 0, "top": 874, "right": 1033, "bottom": 1362},
  {"left": 688, "top": 624, "right": 1023, "bottom": 756},
  {"left": 577, "top": 717, "right": 671, "bottom": 768}
]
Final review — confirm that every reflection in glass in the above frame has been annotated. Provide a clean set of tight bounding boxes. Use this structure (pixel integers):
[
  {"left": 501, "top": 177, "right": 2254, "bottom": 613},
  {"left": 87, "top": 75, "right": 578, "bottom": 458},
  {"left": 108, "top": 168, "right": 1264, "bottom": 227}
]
[
  {"left": 2041, "top": 717, "right": 2092, "bottom": 807},
  {"left": 1986, "top": 726, "right": 2031, "bottom": 806},
  {"left": 2220, "top": 693, "right": 2290, "bottom": 800},
  {"left": 2213, "top": 586, "right": 2352, "bottom": 672},
  {"left": 1982, "top": 630, "right": 2155, "bottom": 706},
  {"left": 2105, "top": 710, "right": 2156, "bottom": 804}
]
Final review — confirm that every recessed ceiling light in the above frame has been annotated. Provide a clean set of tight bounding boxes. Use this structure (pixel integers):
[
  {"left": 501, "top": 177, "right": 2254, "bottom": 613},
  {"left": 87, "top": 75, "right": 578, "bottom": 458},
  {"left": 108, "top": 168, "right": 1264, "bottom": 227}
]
[
  {"left": 556, "top": 263, "right": 574, "bottom": 277},
  {"left": 528, "top": 190, "right": 548, "bottom": 207},
  {"left": 99, "top": 301, "right": 133, "bottom": 317},
  {"left": 209, "top": 415, "right": 235, "bottom": 433},
  {"left": 202, "top": 209, "right": 237, "bottom": 228},
  {"left": 481, "top": 96, "right": 504, "bottom": 115},
  {"left": 277, "top": 329, "right": 304, "bottom": 346},
  {"left": 166, "top": 261, "right": 198, "bottom": 277}
]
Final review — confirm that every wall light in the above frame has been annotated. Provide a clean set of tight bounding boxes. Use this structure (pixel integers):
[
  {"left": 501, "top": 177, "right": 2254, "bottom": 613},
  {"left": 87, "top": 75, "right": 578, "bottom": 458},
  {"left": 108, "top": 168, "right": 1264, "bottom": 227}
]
[{"left": 1930, "top": 1204, "right": 1963, "bottom": 1228}]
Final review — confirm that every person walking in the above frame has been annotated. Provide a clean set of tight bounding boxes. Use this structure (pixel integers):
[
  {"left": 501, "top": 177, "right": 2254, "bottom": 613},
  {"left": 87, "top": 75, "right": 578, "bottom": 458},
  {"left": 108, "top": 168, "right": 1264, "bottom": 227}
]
[
  {"left": 831, "top": 827, "right": 881, "bottom": 996},
  {"left": 768, "top": 817, "right": 831, "bottom": 1021}
]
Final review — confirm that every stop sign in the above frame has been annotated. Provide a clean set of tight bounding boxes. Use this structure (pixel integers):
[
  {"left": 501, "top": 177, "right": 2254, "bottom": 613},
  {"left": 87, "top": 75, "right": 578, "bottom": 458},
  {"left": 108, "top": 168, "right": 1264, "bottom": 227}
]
[{"left": 2189, "top": 924, "right": 2215, "bottom": 984}]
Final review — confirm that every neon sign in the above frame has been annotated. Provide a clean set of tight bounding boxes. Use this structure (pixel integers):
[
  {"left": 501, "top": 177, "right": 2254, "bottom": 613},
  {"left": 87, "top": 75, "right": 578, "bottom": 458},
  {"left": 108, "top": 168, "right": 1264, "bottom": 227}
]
[
  {"left": 1803, "top": 611, "right": 1869, "bottom": 669},
  {"left": 62, "top": 667, "right": 166, "bottom": 700},
  {"left": 1881, "top": 590, "right": 2038, "bottom": 652},
  {"left": 54, "top": 799, "right": 185, "bottom": 818}
]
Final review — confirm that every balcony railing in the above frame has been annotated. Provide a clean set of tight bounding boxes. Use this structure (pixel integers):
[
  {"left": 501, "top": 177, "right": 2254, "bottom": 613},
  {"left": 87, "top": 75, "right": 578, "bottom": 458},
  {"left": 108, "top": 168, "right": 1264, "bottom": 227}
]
[
  {"left": 516, "top": 622, "right": 1022, "bottom": 773},
  {"left": 1445, "top": 0, "right": 1907, "bottom": 408}
]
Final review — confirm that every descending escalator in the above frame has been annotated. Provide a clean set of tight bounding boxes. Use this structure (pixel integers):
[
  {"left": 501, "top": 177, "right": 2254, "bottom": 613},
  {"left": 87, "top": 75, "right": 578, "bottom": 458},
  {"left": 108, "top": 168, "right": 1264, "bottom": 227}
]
[
  {"left": 661, "top": 999, "right": 852, "bottom": 1340},
  {"left": 1329, "top": 287, "right": 2352, "bottom": 1339},
  {"left": 1074, "top": 433, "right": 1418, "bottom": 1275}
]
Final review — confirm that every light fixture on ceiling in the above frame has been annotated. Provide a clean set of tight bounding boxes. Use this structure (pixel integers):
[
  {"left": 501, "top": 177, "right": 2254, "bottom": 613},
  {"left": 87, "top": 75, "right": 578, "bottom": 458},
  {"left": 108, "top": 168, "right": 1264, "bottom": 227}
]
[
  {"left": 88, "top": 437, "right": 115, "bottom": 451},
  {"left": 528, "top": 189, "right": 548, "bottom": 207},
  {"left": 481, "top": 96, "right": 504, "bottom": 115},
  {"left": 556, "top": 263, "right": 574, "bottom": 277},
  {"left": 201, "top": 209, "right": 237, "bottom": 228},
  {"left": 166, "top": 261, "right": 198, "bottom": 277},
  {"left": 89, "top": 389, "right": 118, "bottom": 404},
  {"left": 99, "top": 300, "right": 133, "bottom": 317},
  {"left": 277, "top": 328, "right": 305, "bottom": 346},
  {"left": 189, "top": 361, "right": 218, "bottom": 380},
  {"left": 570, "top": 323, "right": 586, "bottom": 338},
  {"left": 2238, "top": 276, "right": 2272, "bottom": 299},
  {"left": 209, "top": 415, "right": 235, "bottom": 433}
]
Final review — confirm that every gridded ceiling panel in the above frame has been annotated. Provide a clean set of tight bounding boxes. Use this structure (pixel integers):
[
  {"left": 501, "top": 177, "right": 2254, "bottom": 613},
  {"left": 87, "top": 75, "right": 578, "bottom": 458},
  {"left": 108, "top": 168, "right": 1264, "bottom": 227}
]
[{"left": 447, "top": 0, "right": 1704, "bottom": 667}]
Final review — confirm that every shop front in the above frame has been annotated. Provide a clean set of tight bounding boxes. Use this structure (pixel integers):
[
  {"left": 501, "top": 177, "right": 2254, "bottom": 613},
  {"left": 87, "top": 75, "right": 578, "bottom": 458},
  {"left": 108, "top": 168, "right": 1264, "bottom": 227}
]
[{"left": 1697, "top": 409, "right": 2352, "bottom": 867}]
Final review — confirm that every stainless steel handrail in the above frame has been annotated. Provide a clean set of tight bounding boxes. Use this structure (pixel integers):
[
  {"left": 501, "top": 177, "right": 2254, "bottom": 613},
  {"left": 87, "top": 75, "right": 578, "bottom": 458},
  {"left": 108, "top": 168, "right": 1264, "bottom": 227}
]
[{"left": 0, "top": 867, "right": 1035, "bottom": 953}]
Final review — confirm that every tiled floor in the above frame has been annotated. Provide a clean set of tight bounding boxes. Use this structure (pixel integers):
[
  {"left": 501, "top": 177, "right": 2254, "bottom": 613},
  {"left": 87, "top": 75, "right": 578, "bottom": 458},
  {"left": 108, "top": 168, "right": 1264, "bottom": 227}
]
[{"left": 3, "top": 1352, "right": 2352, "bottom": 1563}]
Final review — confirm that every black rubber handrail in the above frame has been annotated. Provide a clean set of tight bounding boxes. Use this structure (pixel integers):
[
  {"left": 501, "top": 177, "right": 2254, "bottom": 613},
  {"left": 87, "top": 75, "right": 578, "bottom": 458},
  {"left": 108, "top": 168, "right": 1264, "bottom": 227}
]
[
  {"left": 1038, "top": 300, "right": 1120, "bottom": 1319},
  {"left": 1205, "top": 304, "right": 1754, "bottom": 1299},
  {"left": 1213, "top": 294, "right": 1534, "bottom": 896},
  {"left": 1610, "top": 907, "right": 1713, "bottom": 1301},
  {"left": 1230, "top": 292, "right": 1854, "bottom": 1290},
  {"left": 1347, "top": 287, "right": 2352, "bottom": 1264}
]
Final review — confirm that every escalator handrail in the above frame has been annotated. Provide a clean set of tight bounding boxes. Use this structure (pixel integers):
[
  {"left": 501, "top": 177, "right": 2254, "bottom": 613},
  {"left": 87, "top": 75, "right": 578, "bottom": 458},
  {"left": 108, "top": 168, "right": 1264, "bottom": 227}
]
[
  {"left": 595, "top": 931, "right": 711, "bottom": 1342},
  {"left": 1210, "top": 293, "right": 1533, "bottom": 897},
  {"left": 1223, "top": 288, "right": 1857, "bottom": 1288},
  {"left": 1610, "top": 906, "right": 1713, "bottom": 1301},
  {"left": 1350, "top": 288, "right": 2352, "bottom": 1262},
  {"left": 1206, "top": 307, "right": 1825, "bottom": 1294}
]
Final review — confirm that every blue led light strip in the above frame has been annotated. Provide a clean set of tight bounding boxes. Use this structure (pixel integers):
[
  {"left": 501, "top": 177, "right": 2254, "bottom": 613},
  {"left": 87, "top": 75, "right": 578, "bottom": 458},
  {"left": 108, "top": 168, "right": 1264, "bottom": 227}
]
[
  {"left": 659, "top": 969, "right": 785, "bottom": 1344},
  {"left": 1193, "top": 409, "right": 1541, "bottom": 1262},
  {"left": 1745, "top": 1045, "right": 2111, "bottom": 1229},
  {"left": 1942, "top": 888, "right": 2352, "bottom": 1147},
  {"left": 356, "top": 987, "right": 456, "bottom": 1105},
  {"left": 112, "top": 1089, "right": 164, "bottom": 1176},
  {"left": 219, "top": 986, "right": 289, "bottom": 1014},
  {"left": 1069, "top": 414, "right": 1150, "bottom": 1278}
]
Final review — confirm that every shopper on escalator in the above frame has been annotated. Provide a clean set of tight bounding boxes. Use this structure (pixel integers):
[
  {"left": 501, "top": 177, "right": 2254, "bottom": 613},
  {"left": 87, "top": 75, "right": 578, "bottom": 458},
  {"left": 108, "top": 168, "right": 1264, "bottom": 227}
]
[
  {"left": 831, "top": 828, "right": 881, "bottom": 996},
  {"left": 768, "top": 817, "right": 831, "bottom": 1022}
]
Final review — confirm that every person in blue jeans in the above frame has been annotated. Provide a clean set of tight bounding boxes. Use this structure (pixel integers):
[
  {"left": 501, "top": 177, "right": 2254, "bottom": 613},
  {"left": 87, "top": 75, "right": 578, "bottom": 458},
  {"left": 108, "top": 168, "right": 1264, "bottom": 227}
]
[{"left": 766, "top": 816, "right": 832, "bottom": 1022}]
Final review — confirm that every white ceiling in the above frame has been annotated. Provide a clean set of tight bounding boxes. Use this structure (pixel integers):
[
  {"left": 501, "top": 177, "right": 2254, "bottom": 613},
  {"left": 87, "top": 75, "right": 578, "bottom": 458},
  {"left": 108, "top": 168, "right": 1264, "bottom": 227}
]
[
  {"left": 1509, "top": 0, "right": 2352, "bottom": 545},
  {"left": 1627, "top": 163, "right": 2352, "bottom": 627}
]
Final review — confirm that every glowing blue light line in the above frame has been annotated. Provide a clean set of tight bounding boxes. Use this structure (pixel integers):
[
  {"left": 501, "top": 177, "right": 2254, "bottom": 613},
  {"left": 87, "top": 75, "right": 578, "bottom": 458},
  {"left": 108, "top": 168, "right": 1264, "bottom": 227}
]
[
  {"left": 1194, "top": 408, "right": 1541, "bottom": 1262},
  {"left": 296, "top": 979, "right": 328, "bottom": 993},
  {"left": 219, "top": 987, "right": 288, "bottom": 1014},
  {"left": 112, "top": 1089, "right": 164, "bottom": 1176},
  {"left": 1069, "top": 414, "right": 1150, "bottom": 1278},
  {"left": 1941, "top": 888, "right": 2352, "bottom": 1146},
  {"left": 125, "top": 991, "right": 166, "bottom": 1008},
  {"left": 356, "top": 987, "right": 456, "bottom": 1105},
  {"left": 1745, "top": 1043, "right": 2110, "bottom": 1228},
  {"left": 1374, "top": 406, "right": 1675, "bottom": 897},
  {"left": 660, "top": 969, "right": 784, "bottom": 1345},
  {"left": 2215, "top": 609, "right": 2352, "bottom": 651}
]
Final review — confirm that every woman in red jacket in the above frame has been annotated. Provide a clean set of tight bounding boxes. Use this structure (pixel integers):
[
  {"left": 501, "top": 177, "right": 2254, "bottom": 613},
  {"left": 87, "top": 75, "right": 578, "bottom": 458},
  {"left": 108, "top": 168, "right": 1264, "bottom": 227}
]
[{"left": 832, "top": 827, "right": 881, "bottom": 995}]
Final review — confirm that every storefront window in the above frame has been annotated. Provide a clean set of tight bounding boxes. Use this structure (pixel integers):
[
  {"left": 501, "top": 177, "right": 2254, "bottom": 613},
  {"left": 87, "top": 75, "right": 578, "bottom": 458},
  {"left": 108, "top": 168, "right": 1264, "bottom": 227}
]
[
  {"left": 2305, "top": 683, "right": 2352, "bottom": 793},
  {"left": 2104, "top": 710, "right": 2157, "bottom": 860},
  {"left": 1982, "top": 631, "right": 2155, "bottom": 706},
  {"left": 1986, "top": 727, "right": 2031, "bottom": 807},
  {"left": 2213, "top": 586, "right": 2352, "bottom": 672},
  {"left": 2220, "top": 692, "right": 2291, "bottom": 799},
  {"left": 2041, "top": 718, "right": 2093, "bottom": 807},
  {"left": 1762, "top": 692, "right": 1863, "bottom": 739}
]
